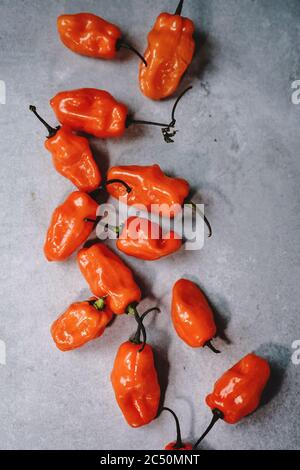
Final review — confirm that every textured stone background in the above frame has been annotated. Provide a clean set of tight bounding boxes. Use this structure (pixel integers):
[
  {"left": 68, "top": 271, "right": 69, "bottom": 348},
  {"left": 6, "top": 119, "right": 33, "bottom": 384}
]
[{"left": 0, "top": 0, "right": 299, "bottom": 450}]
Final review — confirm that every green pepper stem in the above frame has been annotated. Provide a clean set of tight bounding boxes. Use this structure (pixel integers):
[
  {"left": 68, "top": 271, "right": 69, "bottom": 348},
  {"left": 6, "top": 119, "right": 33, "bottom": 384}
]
[
  {"left": 175, "top": 0, "right": 184, "bottom": 16},
  {"left": 185, "top": 200, "right": 212, "bottom": 238},
  {"left": 29, "top": 105, "right": 59, "bottom": 138},
  {"left": 204, "top": 340, "right": 221, "bottom": 354},
  {"left": 193, "top": 409, "right": 224, "bottom": 449},
  {"left": 116, "top": 39, "right": 147, "bottom": 66},
  {"left": 90, "top": 298, "right": 105, "bottom": 310},
  {"left": 162, "top": 407, "right": 184, "bottom": 449}
]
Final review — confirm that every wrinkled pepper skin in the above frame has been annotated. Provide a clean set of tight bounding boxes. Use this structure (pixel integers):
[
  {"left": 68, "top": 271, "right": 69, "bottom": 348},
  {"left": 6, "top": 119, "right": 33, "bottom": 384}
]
[
  {"left": 116, "top": 216, "right": 182, "bottom": 260},
  {"left": 51, "top": 297, "right": 113, "bottom": 351},
  {"left": 139, "top": 13, "right": 195, "bottom": 100},
  {"left": 111, "top": 341, "right": 161, "bottom": 427},
  {"left": 172, "top": 279, "right": 217, "bottom": 347},
  {"left": 50, "top": 88, "right": 128, "bottom": 138},
  {"left": 77, "top": 243, "right": 141, "bottom": 314},
  {"left": 107, "top": 164, "right": 190, "bottom": 217},
  {"left": 44, "top": 191, "right": 98, "bottom": 262},
  {"left": 57, "top": 13, "right": 122, "bottom": 59},
  {"left": 206, "top": 353, "right": 270, "bottom": 424},
  {"left": 45, "top": 126, "right": 101, "bottom": 192},
  {"left": 165, "top": 442, "right": 193, "bottom": 451}
]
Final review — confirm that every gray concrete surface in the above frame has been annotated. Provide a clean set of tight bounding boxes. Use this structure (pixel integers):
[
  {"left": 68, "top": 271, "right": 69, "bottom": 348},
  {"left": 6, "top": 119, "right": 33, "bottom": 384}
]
[{"left": 0, "top": 0, "right": 300, "bottom": 450}]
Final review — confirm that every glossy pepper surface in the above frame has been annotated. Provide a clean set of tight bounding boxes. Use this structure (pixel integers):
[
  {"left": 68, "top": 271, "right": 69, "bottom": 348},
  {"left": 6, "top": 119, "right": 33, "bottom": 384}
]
[
  {"left": 171, "top": 279, "right": 217, "bottom": 348},
  {"left": 50, "top": 88, "right": 128, "bottom": 138},
  {"left": 44, "top": 191, "right": 98, "bottom": 262},
  {"left": 111, "top": 339, "right": 160, "bottom": 428},
  {"left": 139, "top": 3, "right": 195, "bottom": 100},
  {"left": 77, "top": 243, "right": 141, "bottom": 314},
  {"left": 46, "top": 127, "right": 101, "bottom": 192},
  {"left": 57, "top": 13, "right": 122, "bottom": 59},
  {"left": 51, "top": 297, "right": 113, "bottom": 351},
  {"left": 116, "top": 216, "right": 182, "bottom": 260},
  {"left": 206, "top": 353, "right": 270, "bottom": 424},
  {"left": 107, "top": 164, "right": 190, "bottom": 217},
  {"left": 30, "top": 106, "right": 101, "bottom": 192}
]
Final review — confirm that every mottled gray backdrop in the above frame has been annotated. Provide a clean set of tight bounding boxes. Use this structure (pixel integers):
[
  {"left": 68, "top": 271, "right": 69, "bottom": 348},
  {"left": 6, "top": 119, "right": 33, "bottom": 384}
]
[{"left": 0, "top": 0, "right": 299, "bottom": 450}]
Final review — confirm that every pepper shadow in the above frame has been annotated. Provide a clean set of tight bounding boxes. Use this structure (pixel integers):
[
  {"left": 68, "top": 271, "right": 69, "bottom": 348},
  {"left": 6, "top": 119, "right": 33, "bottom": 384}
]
[
  {"left": 171, "top": 395, "right": 216, "bottom": 450},
  {"left": 89, "top": 137, "right": 112, "bottom": 205},
  {"left": 82, "top": 236, "right": 102, "bottom": 249},
  {"left": 183, "top": 28, "right": 217, "bottom": 87},
  {"left": 254, "top": 342, "right": 290, "bottom": 407},
  {"left": 89, "top": 138, "right": 110, "bottom": 177},
  {"left": 174, "top": 395, "right": 196, "bottom": 445},
  {"left": 152, "top": 323, "right": 172, "bottom": 413},
  {"left": 127, "top": 261, "right": 156, "bottom": 300},
  {"left": 188, "top": 185, "right": 213, "bottom": 210},
  {"left": 117, "top": 121, "right": 149, "bottom": 143},
  {"left": 205, "top": 293, "right": 232, "bottom": 345}
]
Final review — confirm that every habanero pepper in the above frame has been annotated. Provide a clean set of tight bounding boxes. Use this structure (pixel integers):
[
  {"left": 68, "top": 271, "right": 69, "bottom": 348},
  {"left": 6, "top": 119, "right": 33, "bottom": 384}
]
[
  {"left": 139, "top": 0, "right": 195, "bottom": 100},
  {"left": 171, "top": 279, "right": 220, "bottom": 353},
  {"left": 44, "top": 191, "right": 98, "bottom": 262},
  {"left": 106, "top": 164, "right": 189, "bottom": 216},
  {"left": 193, "top": 353, "right": 271, "bottom": 449},
  {"left": 106, "top": 164, "right": 212, "bottom": 236},
  {"left": 77, "top": 243, "right": 141, "bottom": 315},
  {"left": 51, "top": 297, "right": 113, "bottom": 351},
  {"left": 30, "top": 105, "right": 101, "bottom": 192},
  {"left": 57, "top": 12, "right": 147, "bottom": 65},
  {"left": 50, "top": 87, "right": 190, "bottom": 143},
  {"left": 162, "top": 407, "right": 193, "bottom": 451},
  {"left": 111, "top": 308, "right": 161, "bottom": 428},
  {"left": 104, "top": 216, "right": 182, "bottom": 261}
]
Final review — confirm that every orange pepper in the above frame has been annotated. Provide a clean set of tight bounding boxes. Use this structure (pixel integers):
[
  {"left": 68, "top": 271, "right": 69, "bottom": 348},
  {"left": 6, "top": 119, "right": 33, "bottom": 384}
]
[
  {"left": 57, "top": 13, "right": 146, "bottom": 64},
  {"left": 106, "top": 164, "right": 190, "bottom": 217},
  {"left": 114, "top": 216, "right": 182, "bottom": 260},
  {"left": 162, "top": 407, "right": 193, "bottom": 450},
  {"left": 50, "top": 88, "right": 128, "bottom": 139},
  {"left": 77, "top": 243, "right": 141, "bottom": 314},
  {"left": 139, "top": 0, "right": 195, "bottom": 100},
  {"left": 111, "top": 310, "right": 160, "bottom": 427},
  {"left": 171, "top": 279, "right": 220, "bottom": 353},
  {"left": 206, "top": 353, "right": 270, "bottom": 424},
  {"left": 193, "top": 354, "right": 270, "bottom": 449},
  {"left": 30, "top": 106, "right": 101, "bottom": 192},
  {"left": 51, "top": 297, "right": 113, "bottom": 351},
  {"left": 50, "top": 87, "right": 195, "bottom": 142},
  {"left": 106, "top": 164, "right": 212, "bottom": 236},
  {"left": 44, "top": 191, "right": 98, "bottom": 262},
  {"left": 57, "top": 13, "right": 122, "bottom": 60}
]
